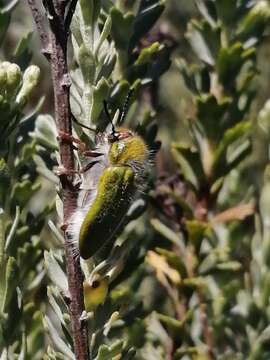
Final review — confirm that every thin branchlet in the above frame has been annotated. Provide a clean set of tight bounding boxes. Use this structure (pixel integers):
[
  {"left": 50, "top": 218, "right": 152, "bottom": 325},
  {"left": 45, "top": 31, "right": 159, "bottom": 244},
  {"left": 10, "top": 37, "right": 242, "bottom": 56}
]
[
  {"left": 27, "top": 1, "right": 89, "bottom": 359},
  {"left": 27, "top": 0, "right": 51, "bottom": 58}
]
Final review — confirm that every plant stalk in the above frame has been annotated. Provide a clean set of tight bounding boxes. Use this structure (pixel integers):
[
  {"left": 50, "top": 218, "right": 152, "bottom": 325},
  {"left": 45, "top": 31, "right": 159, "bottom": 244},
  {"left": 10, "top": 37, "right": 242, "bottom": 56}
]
[{"left": 27, "top": 1, "right": 89, "bottom": 358}]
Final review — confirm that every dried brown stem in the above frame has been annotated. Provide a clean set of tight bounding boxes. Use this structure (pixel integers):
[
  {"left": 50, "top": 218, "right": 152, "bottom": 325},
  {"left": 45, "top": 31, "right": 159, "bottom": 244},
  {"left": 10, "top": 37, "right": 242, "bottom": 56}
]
[{"left": 27, "top": 1, "right": 89, "bottom": 359}]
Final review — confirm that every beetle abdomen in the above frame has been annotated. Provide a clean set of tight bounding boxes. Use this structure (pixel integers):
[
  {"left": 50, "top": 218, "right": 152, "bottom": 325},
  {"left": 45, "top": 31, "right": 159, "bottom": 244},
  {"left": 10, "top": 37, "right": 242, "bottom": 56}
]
[{"left": 79, "top": 166, "right": 135, "bottom": 259}]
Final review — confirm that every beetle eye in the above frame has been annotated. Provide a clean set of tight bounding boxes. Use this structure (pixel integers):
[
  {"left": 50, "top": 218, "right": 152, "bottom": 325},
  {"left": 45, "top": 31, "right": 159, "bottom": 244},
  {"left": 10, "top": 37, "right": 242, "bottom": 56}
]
[
  {"left": 108, "top": 131, "right": 120, "bottom": 143},
  {"left": 91, "top": 280, "right": 100, "bottom": 289}
]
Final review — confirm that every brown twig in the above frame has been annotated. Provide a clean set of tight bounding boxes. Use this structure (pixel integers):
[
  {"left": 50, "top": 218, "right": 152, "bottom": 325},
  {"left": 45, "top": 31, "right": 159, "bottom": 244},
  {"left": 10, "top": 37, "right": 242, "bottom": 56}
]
[
  {"left": 154, "top": 172, "right": 215, "bottom": 358},
  {"left": 187, "top": 191, "right": 215, "bottom": 360},
  {"left": 27, "top": 0, "right": 51, "bottom": 58},
  {"left": 27, "top": 1, "right": 89, "bottom": 359}
]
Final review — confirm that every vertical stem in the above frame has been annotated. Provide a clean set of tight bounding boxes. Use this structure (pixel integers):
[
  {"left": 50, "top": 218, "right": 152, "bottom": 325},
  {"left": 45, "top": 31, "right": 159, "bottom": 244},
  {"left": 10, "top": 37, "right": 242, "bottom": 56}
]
[
  {"left": 27, "top": 1, "right": 89, "bottom": 358},
  {"left": 49, "top": 8, "right": 89, "bottom": 360},
  {"left": 195, "top": 190, "right": 215, "bottom": 360}
]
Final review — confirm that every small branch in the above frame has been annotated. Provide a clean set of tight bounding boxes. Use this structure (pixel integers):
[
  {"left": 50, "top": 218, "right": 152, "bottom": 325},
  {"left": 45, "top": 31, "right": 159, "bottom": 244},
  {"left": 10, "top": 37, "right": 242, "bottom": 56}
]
[
  {"left": 199, "top": 301, "right": 215, "bottom": 359},
  {"left": 27, "top": 1, "right": 89, "bottom": 359},
  {"left": 49, "top": 2, "right": 89, "bottom": 358},
  {"left": 43, "top": 0, "right": 66, "bottom": 44},
  {"left": 27, "top": 0, "right": 51, "bottom": 58}
]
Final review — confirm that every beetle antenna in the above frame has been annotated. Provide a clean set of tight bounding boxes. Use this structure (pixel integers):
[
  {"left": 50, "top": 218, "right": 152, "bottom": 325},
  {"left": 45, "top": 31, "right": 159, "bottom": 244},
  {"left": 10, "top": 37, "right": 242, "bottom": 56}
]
[
  {"left": 103, "top": 100, "right": 116, "bottom": 137},
  {"left": 72, "top": 114, "right": 96, "bottom": 132},
  {"left": 119, "top": 88, "right": 134, "bottom": 125}
]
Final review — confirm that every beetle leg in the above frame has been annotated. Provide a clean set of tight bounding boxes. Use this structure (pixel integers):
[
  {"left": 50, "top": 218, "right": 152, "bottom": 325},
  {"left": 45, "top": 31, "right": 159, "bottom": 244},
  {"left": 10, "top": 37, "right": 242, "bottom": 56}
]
[
  {"left": 80, "top": 310, "right": 93, "bottom": 323},
  {"left": 80, "top": 160, "right": 100, "bottom": 173},
  {"left": 83, "top": 150, "right": 103, "bottom": 158},
  {"left": 58, "top": 130, "right": 104, "bottom": 159},
  {"left": 55, "top": 160, "right": 99, "bottom": 180},
  {"left": 58, "top": 130, "right": 87, "bottom": 152}
]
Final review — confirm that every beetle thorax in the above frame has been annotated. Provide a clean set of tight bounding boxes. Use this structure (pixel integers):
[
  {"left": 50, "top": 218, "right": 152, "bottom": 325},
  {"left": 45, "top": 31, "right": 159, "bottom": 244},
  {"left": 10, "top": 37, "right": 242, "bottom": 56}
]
[{"left": 109, "top": 131, "right": 148, "bottom": 168}]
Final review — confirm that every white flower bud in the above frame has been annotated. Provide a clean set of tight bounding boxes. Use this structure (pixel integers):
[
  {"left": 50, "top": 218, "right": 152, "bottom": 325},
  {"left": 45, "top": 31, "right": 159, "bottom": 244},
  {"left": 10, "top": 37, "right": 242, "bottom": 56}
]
[
  {"left": 6, "top": 63, "right": 22, "bottom": 95},
  {"left": 16, "top": 65, "right": 40, "bottom": 107}
]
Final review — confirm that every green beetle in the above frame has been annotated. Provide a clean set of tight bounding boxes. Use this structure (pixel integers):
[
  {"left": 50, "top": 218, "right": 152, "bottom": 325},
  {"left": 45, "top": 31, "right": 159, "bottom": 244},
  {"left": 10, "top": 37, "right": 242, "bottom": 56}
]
[{"left": 67, "top": 97, "right": 150, "bottom": 259}]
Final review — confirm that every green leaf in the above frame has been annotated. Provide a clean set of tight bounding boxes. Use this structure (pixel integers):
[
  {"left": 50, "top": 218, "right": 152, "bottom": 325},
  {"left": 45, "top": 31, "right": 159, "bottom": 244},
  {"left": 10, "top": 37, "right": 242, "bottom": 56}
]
[
  {"left": 78, "top": 45, "right": 95, "bottom": 85},
  {"left": 217, "top": 42, "right": 255, "bottom": 88},
  {"left": 176, "top": 59, "right": 199, "bottom": 94},
  {"left": 21, "top": 95, "right": 45, "bottom": 123},
  {"left": 47, "top": 286, "right": 70, "bottom": 327},
  {"left": 11, "top": 180, "right": 41, "bottom": 207},
  {"left": 0, "top": 158, "right": 9, "bottom": 204},
  {"left": 5, "top": 206, "right": 20, "bottom": 251},
  {"left": 150, "top": 218, "right": 185, "bottom": 250},
  {"left": 95, "top": 15, "right": 112, "bottom": 56},
  {"left": 215, "top": 261, "right": 242, "bottom": 272},
  {"left": 155, "top": 247, "right": 187, "bottom": 277},
  {"left": 213, "top": 120, "right": 251, "bottom": 177},
  {"left": 89, "top": 77, "right": 110, "bottom": 124},
  {"left": 110, "top": 7, "right": 134, "bottom": 50},
  {"left": 215, "top": 0, "right": 238, "bottom": 27},
  {"left": 186, "top": 220, "right": 210, "bottom": 250},
  {"left": 258, "top": 99, "right": 270, "bottom": 135},
  {"left": 44, "top": 251, "right": 68, "bottom": 294},
  {"left": 183, "top": 277, "right": 208, "bottom": 290},
  {"left": 13, "top": 31, "right": 32, "bottom": 57},
  {"left": 48, "top": 220, "right": 65, "bottom": 246},
  {"left": 196, "top": 94, "right": 232, "bottom": 141},
  {"left": 186, "top": 20, "right": 215, "bottom": 66},
  {"left": 0, "top": 208, "right": 4, "bottom": 267},
  {"left": 17, "top": 241, "right": 42, "bottom": 281},
  {"left": 95, "top": 49, "right": 116, "bottom": 85},
  {"left": 135, "top": 42, "right": 160, "bottom": 66},
  {"left": 0, "top": 13, "right": 10, "bottom": 46},
  {"left": 18, "top": 331, "right": 26, "bottom": 360},
  {"left": 1, "top": 256, "right": 19, "bottom": 312},
  {"left": 43, "top": 315, "right": 75, "bottom": 359},
  {"left": 226, "top": 136, "right": 251, "bottom": 167},
  {"left": 30, "top": 114, "right": 58, "bottom": 151},
  {"left": 130, "top": 45, "right": 171, "bottom": 85},
  {"left": 171, "top": 192, "right": 194, "bottom": 219},
  {"left": 20, "top": 141, "right": 36, "bottom": 163},
  {"left": 260, "top": 166, "right": 270, "bottom": 222},
  {"left": 172, "top": 143, "right": 204, "bottom": 190},
  {"left": 95, "top": 340, "right": 124, "bottom": 360},
  {"left": 156, "top": 313, "right": 185, "bottom": 330},
  {"left": 33, "top": 155, "right": 58, "bottom": 184},
  {"left": 130, "top": 0, "right": 165, "bottom": 49},
  {"left": 174, "top": 346, "right": 201, "bottom": 357},
  {"left": 109, "top": 80, "right": 131, "bottom": 113},
  {"left": 157, "top": 310, "right": 193, "bottom": 331},
  {"left": 195, "top": 0, "right": 217, "bottom": 27},
  {"left": 237, "top": 1, "right": 270, "bottom": 43},
  {"left": 79, "top": 0, "right": 101, "bottom": 27},
  {"left": 0, "top": 0, "right": 19, "bottom": 14}
]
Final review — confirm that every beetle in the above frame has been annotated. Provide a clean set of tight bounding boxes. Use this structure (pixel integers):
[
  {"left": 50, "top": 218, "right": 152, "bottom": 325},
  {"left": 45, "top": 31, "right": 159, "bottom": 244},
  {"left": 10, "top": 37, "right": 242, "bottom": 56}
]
[{"left": 66, "top": 90, "right": 151, "bottom": 259}]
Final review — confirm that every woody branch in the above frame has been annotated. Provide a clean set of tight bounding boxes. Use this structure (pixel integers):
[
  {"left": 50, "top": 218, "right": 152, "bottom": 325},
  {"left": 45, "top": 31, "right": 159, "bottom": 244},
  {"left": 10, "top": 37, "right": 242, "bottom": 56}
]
[{"left": 27, "top": 1, "right": 89, "bottom": 359}]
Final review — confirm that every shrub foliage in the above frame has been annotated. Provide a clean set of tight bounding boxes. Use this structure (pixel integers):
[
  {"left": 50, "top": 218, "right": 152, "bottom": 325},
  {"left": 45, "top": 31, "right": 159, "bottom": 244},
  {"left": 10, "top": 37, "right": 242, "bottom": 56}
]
[{"left": 1, "top": 0, "right": 270, "bottom": 359}]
